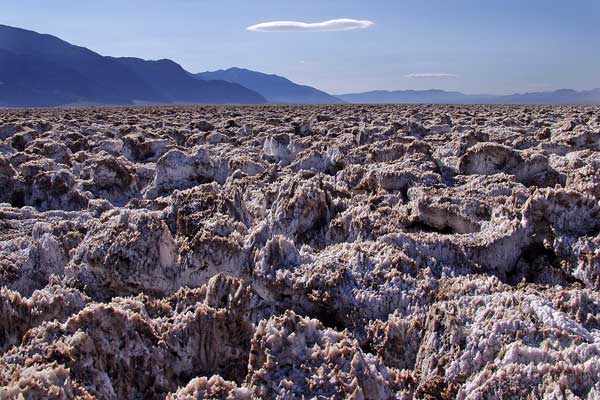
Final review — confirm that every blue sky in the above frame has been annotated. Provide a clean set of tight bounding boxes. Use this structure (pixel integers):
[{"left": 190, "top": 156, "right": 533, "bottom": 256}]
[{"left": 2, "top": 0, "right": 599, "bottom": 94}]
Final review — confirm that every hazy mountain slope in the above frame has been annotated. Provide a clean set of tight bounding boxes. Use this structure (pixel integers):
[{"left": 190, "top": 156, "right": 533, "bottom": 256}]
[
  {"left": 112, "top": 58, "right": 266, "bottom": 104},
  {"left": 336, "top": 89, "right": 487, "bottom": 104},
  {"left": 195, "top": 67, "right": 344, "bottom": 104},
  {"left": 337, "top": 88, "right": 600, "bottom": 104},
  {"left": 499, "top": 89, "right": 600, "bottom": 104}
]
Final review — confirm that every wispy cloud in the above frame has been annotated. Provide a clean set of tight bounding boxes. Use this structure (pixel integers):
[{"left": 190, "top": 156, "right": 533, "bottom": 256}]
[
  {"left": 247, "top": 18, "right": 374, "bottom": 33},
  {"left": 404, "top": 73, "right": 459, "bottom": 79}
]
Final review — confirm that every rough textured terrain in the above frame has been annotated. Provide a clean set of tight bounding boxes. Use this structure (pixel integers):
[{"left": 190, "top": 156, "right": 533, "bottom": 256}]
[{"left": 0, "top": 104, "right": 599, "bottom": 399}]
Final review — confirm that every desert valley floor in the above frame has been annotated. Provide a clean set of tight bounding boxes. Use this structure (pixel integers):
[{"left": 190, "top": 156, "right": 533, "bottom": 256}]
[{"left": 0, "top": 104, "right": 599, "bottom": 399}]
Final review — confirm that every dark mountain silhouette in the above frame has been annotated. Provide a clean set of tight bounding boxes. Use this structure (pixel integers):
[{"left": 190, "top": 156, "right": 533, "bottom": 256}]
[
  {"left": 111, "top": 58, "right": 266, "bottom": 104},
  {"left": 0, "top": 24, "right": 266, "bottom": 107},
  {"left": 0, "top": 49, "right": 96, "bottom": 107},
  {"left": 0, "top": 24, "right": 163, "bottom": 104},
  {"left": 195, "top": 67, "right": 344, "bottom": 104},
  {"left": 337, "top": 88, "right": 600, "bottom": 104}
]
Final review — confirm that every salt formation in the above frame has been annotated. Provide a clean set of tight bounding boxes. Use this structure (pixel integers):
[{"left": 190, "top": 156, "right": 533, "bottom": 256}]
[{"left": 0, "top": 105, "right": 599, "bottom": 399}]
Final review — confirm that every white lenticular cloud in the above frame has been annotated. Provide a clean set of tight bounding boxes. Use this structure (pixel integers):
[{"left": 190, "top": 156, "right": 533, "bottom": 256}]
[
  {"left": 247, "top": 18, "right": 374, "bottom": 32},
  {"left": 404, "top": 73, "right": 459, "bottom": 79}
]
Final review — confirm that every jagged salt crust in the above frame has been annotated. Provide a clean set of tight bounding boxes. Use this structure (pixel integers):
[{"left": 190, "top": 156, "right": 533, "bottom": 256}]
[{"left": 0, "top": 105, "right": 599, "bottom": 399}]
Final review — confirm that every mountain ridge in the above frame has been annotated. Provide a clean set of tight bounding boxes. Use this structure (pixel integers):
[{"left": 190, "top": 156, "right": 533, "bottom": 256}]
[
  {"left": 0, "top": 24, "right": 266, "bottom": 107},
  {"left": 0, "top": 24, "right": 599, "bottom": 107},
  {"left": 194, "top": 67, "right": 344, "bottom": 104},
  {"left": 109, "top": 58, "right": 266, "bottom": 104},
  {"left": 0, "top": 24, "right": 164, "bottom": 104}
]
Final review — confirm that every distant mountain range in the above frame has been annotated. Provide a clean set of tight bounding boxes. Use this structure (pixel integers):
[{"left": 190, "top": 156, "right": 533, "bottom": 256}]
[
  {"left": 336, "top": 88, "right": 600, "bottom": 105},
  {"left": 0, "top": 24, "right": 599, "bottom": 107},
  {"left": 0, "top": 24, "right": 265, "bottom": 107},
  {"left": 109, "top": 58, "right": 265, "bottom": 104},
  {"left": 194, "top": 68, "right": 343, "bottom": 104}
]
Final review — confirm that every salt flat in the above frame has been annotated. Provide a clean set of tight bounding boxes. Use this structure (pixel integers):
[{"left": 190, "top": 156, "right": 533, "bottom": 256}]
[{"left": 0, "top": 105, "right": 599, "bottom": 399}]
